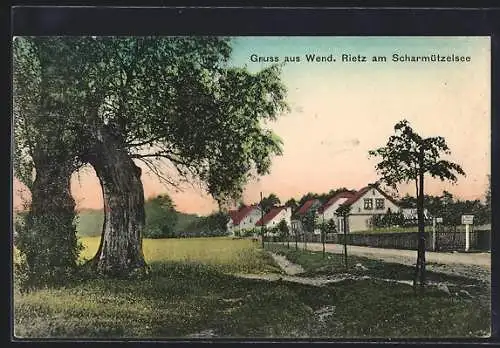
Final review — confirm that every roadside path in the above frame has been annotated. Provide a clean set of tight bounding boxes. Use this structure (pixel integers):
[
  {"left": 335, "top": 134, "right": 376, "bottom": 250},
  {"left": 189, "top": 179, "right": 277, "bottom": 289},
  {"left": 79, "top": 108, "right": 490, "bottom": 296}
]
[
  {"left": 284, "top": 242, "right": 490, "bottom": 268},
  {"left": 276, "top": 242, "right": 490, "bottom": 283}
]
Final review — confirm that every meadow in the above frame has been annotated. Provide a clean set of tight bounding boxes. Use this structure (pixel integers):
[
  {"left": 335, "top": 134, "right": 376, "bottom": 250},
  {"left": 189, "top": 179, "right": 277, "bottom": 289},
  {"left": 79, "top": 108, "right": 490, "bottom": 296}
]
[
  {"left": 13, "top": 237, "right": 491, "bottom": 339},
  {"left": 79, "top": 236, "right": 279, "bottom": 274}
]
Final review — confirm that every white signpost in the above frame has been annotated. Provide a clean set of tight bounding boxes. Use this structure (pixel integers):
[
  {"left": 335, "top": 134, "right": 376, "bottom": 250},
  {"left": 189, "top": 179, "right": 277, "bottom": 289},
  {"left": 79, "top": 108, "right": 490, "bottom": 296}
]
[
  {"left": 432, "top": 217, "right": 443, "bottom": 251},
  {"left": 461, "top": 215, "right": 474, "bottom": 252}
]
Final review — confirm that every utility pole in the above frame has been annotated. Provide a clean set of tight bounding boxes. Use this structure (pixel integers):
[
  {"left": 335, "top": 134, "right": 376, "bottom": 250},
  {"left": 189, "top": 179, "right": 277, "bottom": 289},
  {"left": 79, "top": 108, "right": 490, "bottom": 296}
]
[
  {"left": 260, "top": 191, "right": 264, "bottom": 249},
  {"left": 322, "top": 213, "right": 326, "bottom": 258},
  {"left": 343, "top": 212, "right": 348, "bottom": 268}
]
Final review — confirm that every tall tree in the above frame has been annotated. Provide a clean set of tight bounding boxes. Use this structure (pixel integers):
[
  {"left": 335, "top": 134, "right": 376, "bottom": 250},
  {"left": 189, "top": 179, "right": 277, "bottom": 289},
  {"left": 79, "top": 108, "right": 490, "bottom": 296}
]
[
  {"left": 399, "top": 193, "right": 417, "bottom": 209},
  {"left": 277, "top": 219, "right": 290, "bottom": 248},
  {"left": 484, "top": 175, "right": 491, "bottom": 224},
  {"left": 13, "top": 37, "right": 84, "bottom": 287},
  {"left": 260, "top": 193, "right": 281, "bottom": 213},
  {"left": 14, "top": 36, "right": 289, "bottom": 278},
  {"left": 284, "top": 198, "right": 298, "bottom": 213},
  {"left": 298, "top": 192, "right": 319, "bottom": 207},
  {"left": 143, "top": 195, "right": 178, "bottom": 238},
  {"left": 369, "top": 120, "right": 465, "bottom": 292}
]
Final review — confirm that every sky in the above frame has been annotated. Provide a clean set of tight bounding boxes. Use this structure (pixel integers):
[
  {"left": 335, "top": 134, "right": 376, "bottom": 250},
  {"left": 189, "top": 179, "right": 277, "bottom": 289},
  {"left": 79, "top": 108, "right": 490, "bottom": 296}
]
[{"left": 13, "top": 36, "right": 491, "bottom": 216}]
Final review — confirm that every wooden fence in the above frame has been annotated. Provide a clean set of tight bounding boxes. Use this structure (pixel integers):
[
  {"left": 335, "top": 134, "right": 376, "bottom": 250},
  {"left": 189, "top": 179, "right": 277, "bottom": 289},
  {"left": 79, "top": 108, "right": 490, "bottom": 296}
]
[{"left": 274, "top": 229, "right": 491, "bottom": 252}]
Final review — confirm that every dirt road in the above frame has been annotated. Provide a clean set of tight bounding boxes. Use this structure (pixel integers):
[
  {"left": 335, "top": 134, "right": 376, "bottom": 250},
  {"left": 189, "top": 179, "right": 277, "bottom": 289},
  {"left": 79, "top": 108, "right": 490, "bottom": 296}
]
[
  {"left": 283, "top": 242, "right": 491, "bottom": 282},
  {"left": 292, "top": 242, "right": 490, "bottom": 267}
]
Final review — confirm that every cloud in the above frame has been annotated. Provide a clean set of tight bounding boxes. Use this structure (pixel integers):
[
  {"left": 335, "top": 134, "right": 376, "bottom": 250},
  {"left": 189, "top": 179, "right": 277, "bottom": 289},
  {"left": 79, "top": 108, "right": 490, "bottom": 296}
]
[{"left": 294, "top": 105, "right": 304, "bottom": 113}]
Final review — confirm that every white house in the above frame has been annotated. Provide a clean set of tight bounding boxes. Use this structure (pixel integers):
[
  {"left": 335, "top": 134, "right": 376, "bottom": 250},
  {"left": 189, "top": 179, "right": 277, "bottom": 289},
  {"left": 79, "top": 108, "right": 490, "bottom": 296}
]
[
  {"left": 317, "top": 191, "right": 356, "bottom": 226},
  {"left": 256, "top": 206, "right": 292, "bottom": 236},
  {"left": 227, "top": 205, "right": 262, "bottom": 235},
  {"left": 342, "top": 184, "right": 401, "bottom": 232}
]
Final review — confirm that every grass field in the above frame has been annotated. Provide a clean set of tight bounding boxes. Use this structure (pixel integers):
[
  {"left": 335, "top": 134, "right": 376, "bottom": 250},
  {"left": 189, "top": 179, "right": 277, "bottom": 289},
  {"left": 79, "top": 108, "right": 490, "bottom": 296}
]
[
  {"left": 79, "top": 236, "right": 279, "bottom": 274},
  {"left": 13, "top": 237, "right": 491, "bottom": 339}
]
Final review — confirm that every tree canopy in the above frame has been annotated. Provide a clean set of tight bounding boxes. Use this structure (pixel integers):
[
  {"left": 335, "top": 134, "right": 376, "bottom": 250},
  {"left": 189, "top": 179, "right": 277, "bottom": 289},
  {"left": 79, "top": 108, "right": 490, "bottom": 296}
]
[
  {"left": 259, "top": 193, "right": 281, "bottom": 213},
  {"left": 13, "top": 36, "right": 289, "bottom": 280},
  {"left": 368, "top": 119, "right": 465, "bottom": 193},
  {"left": 14, "top": 36, "right": 289, "bottom": 206},
  {"left": 369, "top": 119, "right": 465, "bottom": 291}
]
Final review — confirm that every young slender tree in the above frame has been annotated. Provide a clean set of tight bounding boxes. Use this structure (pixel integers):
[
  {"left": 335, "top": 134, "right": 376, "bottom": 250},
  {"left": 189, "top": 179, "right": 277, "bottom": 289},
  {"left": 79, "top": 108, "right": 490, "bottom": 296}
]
[
  {"left": 335, "top": 204, "right": 351, "bottom": 269},
  {"left": 277, "top": 219, "right": 290, "bottom": 248},
  {"left": 369, "top": 120, "right": 465, "bottom": 292},
  {"left": 301, "top": 207, "right": 318, "bottom": 251},
  {"left": 318, "top": 218, "right": 337, "bottom": 258}
]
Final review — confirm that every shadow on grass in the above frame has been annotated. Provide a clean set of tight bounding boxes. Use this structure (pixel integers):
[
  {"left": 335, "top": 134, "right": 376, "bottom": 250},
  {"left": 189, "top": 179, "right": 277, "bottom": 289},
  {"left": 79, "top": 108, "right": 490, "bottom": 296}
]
[{"left": 13, "top": 259, "right": 490, "bottom": 339}]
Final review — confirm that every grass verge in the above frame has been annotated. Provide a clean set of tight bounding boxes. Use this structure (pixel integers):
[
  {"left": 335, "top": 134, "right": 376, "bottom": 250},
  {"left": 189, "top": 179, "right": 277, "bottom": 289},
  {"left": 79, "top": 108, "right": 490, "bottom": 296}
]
[{"left": 13, "top": 238, "right": 491, "bottom": 338}]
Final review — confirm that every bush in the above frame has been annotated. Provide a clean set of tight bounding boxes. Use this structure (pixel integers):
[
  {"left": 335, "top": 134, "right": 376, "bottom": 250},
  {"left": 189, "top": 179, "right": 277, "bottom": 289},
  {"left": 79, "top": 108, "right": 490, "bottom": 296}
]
[
  {"left": 143, "top": 195, "right": 178, "bottom": 239},
  {"left": 15, "top": 210, "right": 83, "bottom": 291}
]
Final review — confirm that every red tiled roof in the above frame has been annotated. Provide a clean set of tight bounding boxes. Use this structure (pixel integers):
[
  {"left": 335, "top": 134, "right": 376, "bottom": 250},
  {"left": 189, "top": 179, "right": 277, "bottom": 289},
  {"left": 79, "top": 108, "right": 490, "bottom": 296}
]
[
  {"left": 229, "top": 205, "right": 259, "bottom": 225},
  {"left": 317, "top": 191, "right": 356, "bottom": 214},
  {"left": 295, "top": 199, "right": 320, "bottom": 216},
  {"left": 256, "top": 206, "right": 286, "bottom": 226},
  {"left": 343, "top": 184, "right": 399, "bottom": 207},
  {"left": 228, "top": 210, "right": 240, "bottom": 222}
]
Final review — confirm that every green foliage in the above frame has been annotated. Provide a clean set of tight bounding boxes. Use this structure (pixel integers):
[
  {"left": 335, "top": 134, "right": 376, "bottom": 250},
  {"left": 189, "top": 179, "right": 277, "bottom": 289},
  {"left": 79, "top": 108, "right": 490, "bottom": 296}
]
[
  {"left": 143, "top": 195, "right": 178, "bottom": 239},
  {"left": 335, "top": 204, "right": 352, "bottom": 217},
  {"left": 76, "top": 208, "right": 203, "bottom": 238},
  {"left": 368, "top": 120, "right": 466, "bottom": 192},
  {"left": 297, "top": 188, "right": 354, "bottom": 209},
  {"left": 298, "top": 192, "right": 319, "bottom": 207},
  {"left": 484, "top": 175, "right": 491, "bottom": 223},
  {"left": 371, "top": 210, "right": 405, "bottom": 228},
  {"left": 238, "top": 228, "right": 260, "bottom": 238},
  {"left": 397, "top": 191, "right": 490, "bottom": 227},
  {"left": 15, "top": 209, "right": 83, "bottom": 291},
  {"left": 301, "top": 207, "right": 318, "bottom": 233},
  {"left": 319, "top": 219, "right": 337, "bottom": 235},
  {"left": 14, "top": 36, "right": 288, "bottom": 280},
  {"left": 179, "top": 211, "right": 230, "bottom": 238},
  {"left": 284, "top": 198, "right": 298, "bottom": 212},
  {"left": 13, "top": 239, "right": 489, "bottom": 338},
  {"left": 259, "top": 193, "right": 281, "bottom": 213},
  {"left": 276, "top": 219, "right": 289, "bottom": 238},
  {"left": 15, "top": 36, "right": 289, "bottom": 208}
]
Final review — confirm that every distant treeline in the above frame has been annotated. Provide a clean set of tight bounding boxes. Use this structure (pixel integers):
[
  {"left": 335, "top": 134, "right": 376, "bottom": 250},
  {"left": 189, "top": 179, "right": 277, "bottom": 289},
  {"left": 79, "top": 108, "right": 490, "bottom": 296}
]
[{"left": 76, "top": 194, "right": 229, "bottom": 238}]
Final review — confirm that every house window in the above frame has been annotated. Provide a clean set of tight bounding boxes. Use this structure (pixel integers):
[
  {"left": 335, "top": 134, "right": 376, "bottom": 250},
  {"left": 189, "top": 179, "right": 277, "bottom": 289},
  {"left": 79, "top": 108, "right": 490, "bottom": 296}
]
[
  {"left": 364, "top": 198, "right": 373, "bottom": 210},
  {"left": 375, "top": 198, "right": 385, "bottom": 210}
]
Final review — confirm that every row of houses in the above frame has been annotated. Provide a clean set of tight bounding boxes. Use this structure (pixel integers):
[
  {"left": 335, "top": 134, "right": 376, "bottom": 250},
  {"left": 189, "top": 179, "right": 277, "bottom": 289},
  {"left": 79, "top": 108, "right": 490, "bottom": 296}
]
[{"left": 227, "top": 183, "right": 405, "bottom": 236}]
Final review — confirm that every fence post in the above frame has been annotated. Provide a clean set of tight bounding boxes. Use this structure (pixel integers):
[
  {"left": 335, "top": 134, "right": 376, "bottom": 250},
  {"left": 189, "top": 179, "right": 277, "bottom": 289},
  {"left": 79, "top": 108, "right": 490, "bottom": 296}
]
[
  {"left": 465, "top": 224, "right": 470, "bottom": 252},
  {"left": 432, "top": 218, "right": 436, "bottom": 251}
]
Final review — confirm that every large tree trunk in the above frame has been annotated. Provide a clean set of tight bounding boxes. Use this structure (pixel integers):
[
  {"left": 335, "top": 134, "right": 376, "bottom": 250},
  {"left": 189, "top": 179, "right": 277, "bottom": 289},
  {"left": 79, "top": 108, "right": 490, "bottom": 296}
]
[
  {"left": 20, "top": 147, "right": 78, "bottom": 286},
  {"left": 84, "top": 125, "right": 148, "bottom": 277}
]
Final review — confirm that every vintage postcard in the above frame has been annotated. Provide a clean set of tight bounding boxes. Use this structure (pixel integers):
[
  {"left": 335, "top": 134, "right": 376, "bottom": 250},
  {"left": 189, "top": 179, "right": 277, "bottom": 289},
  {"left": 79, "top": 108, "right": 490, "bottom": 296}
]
[{"left": 12, "top": 35, "right": 491, "bottom": 340}]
